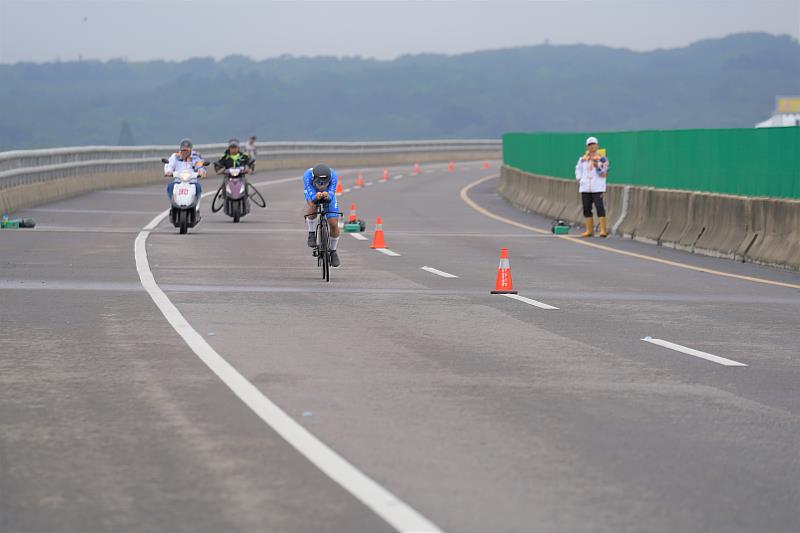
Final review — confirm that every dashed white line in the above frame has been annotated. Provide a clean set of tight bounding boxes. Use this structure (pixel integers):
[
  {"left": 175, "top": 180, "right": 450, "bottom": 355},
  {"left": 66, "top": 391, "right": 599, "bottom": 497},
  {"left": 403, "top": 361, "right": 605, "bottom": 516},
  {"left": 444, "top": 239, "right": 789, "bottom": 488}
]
[
  {"left": 343, "top": 188, "right": 351, "bottom": 193},
  {"left": 375, "top": 248, "right": 401, "bottom": 257},
  {"left": 366, "top": 182, "right": 374, "bottom": 187},
  {"left": 134, "top": 177, "right": 441, "bottom": 533},
  {"left": 501, "top": 293, "right": 559, "bottom": 310},
  {"left": 421, "top": 266, "right": 458, "bottom": 278},
  {"left": 393, "top": 175, "right": 403, "bottom": 180},
  {"left": 641, "top": 337, "right": 747, "bottom": 366},
  {"left": 350, "top": 233, "right": 368, "bottom": 241}
]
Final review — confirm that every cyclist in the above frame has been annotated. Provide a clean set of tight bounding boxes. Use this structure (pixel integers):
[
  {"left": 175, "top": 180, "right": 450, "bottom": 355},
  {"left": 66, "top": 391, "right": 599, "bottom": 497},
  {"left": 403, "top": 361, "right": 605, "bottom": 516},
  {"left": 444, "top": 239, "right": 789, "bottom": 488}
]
[
  {"left": 165, "top": 138, "right": 206, "bottom": 217},
  {"left": 304, "top": 164, "right": 341, "bottom": 267}
]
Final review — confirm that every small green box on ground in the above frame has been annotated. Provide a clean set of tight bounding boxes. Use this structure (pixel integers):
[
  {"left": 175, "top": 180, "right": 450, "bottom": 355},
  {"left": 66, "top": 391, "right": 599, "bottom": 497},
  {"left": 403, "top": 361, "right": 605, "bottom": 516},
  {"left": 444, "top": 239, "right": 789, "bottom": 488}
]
[
  {"left": 551, "top": 225, "right": 569, "bottom": 235},
  {"left": 1, "top": 219, "right": 20, "bottom": 229},
  {"left": 343, "top": 222, "right": 362, "bottom": 233}
]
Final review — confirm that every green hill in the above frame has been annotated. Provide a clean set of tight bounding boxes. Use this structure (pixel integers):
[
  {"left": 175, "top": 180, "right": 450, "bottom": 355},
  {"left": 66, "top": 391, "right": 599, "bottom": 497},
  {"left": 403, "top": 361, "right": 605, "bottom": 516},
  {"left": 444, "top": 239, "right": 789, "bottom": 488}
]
[{"left": 1, "top": 32, "right": 798, "bottom": 150}]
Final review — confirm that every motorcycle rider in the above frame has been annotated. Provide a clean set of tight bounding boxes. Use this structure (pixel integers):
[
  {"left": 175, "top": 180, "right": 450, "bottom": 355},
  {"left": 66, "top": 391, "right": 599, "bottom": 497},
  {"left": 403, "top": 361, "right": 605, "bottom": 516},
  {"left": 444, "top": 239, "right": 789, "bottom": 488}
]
[
  {"left": 165, "top": 138, "right": 206, "bottom": 217},
  {"left": 214, "top": 138, "right": 254, "bottom": 174},
  {"left": 304, "top": 164, "right": 341, "bottom": 267}
]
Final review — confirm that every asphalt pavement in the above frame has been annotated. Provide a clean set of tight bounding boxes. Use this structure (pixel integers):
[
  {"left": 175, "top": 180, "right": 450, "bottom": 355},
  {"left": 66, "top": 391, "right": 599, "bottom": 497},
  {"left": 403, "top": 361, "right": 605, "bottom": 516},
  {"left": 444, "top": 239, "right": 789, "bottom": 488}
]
[{"left": 1, "top": 162, "right": 799, "bottom": 533}]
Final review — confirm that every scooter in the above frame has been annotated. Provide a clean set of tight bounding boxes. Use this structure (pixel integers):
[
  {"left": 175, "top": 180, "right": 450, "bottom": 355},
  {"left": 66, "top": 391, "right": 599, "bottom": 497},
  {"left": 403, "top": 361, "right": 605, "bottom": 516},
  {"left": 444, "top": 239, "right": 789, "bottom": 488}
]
[
  {"left": 212, "top": 163, "right": 265, "bottom": 223},
  {"left": 162, "top": 158, "right": 208, "bottom": 234}
]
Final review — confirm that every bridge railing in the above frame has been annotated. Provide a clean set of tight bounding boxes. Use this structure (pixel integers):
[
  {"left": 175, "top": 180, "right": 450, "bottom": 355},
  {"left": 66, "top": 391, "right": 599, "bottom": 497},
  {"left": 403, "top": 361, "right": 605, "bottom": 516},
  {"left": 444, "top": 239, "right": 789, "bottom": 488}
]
[{"left": 0, "top": 140, "right": 501, "bottom": 189}]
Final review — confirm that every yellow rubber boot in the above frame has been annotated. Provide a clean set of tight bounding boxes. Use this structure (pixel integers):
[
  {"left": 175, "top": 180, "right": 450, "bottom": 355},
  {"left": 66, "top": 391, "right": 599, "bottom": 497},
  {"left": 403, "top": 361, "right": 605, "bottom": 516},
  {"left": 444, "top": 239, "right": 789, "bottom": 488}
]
[
  {"left": 580, "top": 217, "right": 594, "bottom": 237},
  {"left": 599, "top": 216, "right": 608, "bottom": 237}
]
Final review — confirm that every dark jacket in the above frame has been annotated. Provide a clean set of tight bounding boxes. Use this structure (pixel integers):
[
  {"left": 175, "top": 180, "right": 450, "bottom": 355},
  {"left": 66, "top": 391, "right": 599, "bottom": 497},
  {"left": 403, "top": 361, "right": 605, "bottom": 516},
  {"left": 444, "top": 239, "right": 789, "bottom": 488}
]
[{"left": 214, "top": 150, "right": 254, "bottom": 173}]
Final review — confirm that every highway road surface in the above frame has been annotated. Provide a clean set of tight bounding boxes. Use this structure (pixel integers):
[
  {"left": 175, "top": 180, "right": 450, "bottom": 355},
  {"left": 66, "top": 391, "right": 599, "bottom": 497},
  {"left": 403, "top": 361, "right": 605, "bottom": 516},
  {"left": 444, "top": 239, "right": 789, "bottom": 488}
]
[{"left": 1, "top": 161, "right": 799, "bottom": 533}]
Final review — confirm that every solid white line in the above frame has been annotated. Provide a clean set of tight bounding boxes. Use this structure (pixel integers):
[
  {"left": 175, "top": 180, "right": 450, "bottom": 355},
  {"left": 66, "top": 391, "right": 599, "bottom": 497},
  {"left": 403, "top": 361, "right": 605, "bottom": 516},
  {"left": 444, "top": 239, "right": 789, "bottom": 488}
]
[
  {"left": 420, "top": 266, "right": 458, "bottom": 278},
  {"left": 501, "top": 293, "right": 559, "bottom": 310},
  {"left": 641, "top": 338, "right": 747, "bottom": 367},
  {"left": 375, "top": 248, "right": 401, "bottom": 256},
  {"left": 350, "top": 233, "right": 368, "bottom": 241},
  {"left": 134, "top": 188, "right": 440, "bottom": 533}
]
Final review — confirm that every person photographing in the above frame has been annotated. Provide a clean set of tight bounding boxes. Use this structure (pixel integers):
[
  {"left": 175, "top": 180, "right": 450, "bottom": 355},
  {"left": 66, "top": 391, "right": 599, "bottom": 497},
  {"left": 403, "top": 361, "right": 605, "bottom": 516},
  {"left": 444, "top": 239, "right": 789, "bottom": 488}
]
[{"left": 575, "top": 136, "right": 609, "bottom": 237}]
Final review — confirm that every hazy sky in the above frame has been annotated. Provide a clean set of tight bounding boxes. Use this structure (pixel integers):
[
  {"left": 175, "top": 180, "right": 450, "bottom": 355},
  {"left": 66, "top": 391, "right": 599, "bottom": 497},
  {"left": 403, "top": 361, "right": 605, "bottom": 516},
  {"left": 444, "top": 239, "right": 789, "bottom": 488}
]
[{"left": 1, "top": 0, "right": 798, "bottom": 63}]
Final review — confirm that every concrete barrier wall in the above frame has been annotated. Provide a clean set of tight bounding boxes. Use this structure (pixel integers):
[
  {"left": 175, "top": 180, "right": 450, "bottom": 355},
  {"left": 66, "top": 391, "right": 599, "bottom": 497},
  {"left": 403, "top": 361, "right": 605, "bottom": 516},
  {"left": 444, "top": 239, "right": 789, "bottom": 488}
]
[
  {"left": 0, "top": 149, "right": 499, "bottom": 214},
  {"left": 499, "top": 165, "right": 800, "bottom": 271}
]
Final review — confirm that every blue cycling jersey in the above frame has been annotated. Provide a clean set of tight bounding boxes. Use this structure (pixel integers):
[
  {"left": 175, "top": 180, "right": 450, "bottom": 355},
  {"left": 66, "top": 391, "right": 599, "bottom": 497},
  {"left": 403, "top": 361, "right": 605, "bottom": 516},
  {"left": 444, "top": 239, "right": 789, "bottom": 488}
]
[{"left": 303, "top": 167, "right": 338, "bottom": 203}]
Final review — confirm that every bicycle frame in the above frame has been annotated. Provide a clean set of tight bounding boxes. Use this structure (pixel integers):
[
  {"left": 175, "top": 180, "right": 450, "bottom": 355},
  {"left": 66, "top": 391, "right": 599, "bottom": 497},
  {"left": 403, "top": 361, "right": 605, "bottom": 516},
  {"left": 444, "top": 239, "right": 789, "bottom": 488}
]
[{"left": 304, "top": 200, "right": 342, "bottom": 282}]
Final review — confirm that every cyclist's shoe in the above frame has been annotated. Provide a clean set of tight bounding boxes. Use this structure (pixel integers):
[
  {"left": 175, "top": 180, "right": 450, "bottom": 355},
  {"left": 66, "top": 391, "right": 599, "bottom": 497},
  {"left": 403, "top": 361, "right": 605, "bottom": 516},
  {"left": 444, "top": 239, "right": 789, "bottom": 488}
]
[
  {"left": 330, "top": 250, "right": 341, "bottom": 267},
  {"left": 307, "top": 232, "right": 316, "bottom": 247}
]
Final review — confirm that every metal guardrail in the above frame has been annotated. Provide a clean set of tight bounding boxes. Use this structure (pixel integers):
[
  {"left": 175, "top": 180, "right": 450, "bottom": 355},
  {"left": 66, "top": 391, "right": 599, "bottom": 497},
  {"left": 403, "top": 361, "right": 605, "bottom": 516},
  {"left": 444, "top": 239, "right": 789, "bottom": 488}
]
[{"left": 0, "top": 140, "right": 501, "bottom": 189}]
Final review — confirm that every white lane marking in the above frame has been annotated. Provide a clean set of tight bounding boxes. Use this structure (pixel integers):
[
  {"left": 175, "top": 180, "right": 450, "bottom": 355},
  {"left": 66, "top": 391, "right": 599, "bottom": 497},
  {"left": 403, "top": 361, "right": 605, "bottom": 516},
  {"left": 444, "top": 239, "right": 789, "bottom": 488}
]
[
  {"left": 350, "top": 233, "right": 368, "bottom": 241},
  {"left": 375, "top": 248, "right": 401, "bottom": 257},
  {"left": 343, "top": 188, "right": 351, "bottom": 193},
  {"left": 366, "top": 182, "right": 374, "bottom": 187},
  {"left": 393, "top": 175, "right": 403, "bottom": 180},
  {"left": 135, "top": 184, "right": 441, "bottom": 533},
  {"left": 421, "top": 266, "right": 458, "bottom": 278},
  {"left": 501, "top": 293, "right": 559, "bottom": 310},
  {"left": 424, "top": 170, "right": 434, "bottom": 174},
  {"left": 641, "top": 338, "right": 747, "bottom": 367}
]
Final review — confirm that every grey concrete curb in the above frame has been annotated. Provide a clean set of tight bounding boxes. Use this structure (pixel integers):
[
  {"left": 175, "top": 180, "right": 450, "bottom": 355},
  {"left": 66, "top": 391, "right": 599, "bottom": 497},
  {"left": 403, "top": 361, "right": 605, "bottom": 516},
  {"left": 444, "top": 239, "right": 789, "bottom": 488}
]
[{"left": 499, "top": 165, "right": 800, "bottom": 271}]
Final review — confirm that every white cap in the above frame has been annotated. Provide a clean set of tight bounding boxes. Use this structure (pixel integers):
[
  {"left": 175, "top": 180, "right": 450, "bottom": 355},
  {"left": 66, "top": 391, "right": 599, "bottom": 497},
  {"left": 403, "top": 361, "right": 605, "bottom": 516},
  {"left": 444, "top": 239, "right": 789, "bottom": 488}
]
[{"left": 585, "top": 136, "right": 599, "bottom": 146}]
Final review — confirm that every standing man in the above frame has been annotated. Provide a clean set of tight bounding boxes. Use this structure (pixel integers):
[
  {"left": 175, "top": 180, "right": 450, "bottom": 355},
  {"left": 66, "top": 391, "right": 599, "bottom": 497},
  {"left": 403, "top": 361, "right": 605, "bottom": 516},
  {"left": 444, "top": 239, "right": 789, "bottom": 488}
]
[
  {"left": 575, "top": 136, "right": 609, "bottom": 237},
  {"left": 244, "top": 136, "right": 257, "bottom": 160}
]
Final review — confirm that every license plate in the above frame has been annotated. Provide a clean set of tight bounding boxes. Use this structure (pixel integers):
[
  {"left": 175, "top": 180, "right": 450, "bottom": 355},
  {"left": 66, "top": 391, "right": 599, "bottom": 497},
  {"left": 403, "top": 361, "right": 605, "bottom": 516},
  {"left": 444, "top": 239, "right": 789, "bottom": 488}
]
[{"left": 178, "top": 188, "right": 189, "bottom": 195}]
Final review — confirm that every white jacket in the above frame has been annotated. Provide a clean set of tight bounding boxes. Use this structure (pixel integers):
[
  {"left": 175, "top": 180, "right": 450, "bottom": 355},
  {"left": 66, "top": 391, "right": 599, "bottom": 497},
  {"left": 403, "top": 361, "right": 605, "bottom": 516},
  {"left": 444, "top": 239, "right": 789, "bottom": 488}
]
[{"left": 575, "top": 154, "right": 609, "bottom": 193}]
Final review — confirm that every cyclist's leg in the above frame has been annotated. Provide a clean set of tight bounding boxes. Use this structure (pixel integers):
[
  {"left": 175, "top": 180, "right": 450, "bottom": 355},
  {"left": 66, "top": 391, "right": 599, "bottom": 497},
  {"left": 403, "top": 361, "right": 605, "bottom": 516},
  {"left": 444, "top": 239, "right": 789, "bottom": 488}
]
[
  {"left": 306, "top": 200, "right": 318, "bottom": 247},
  {"left": 325, "top": 196, "right": 341, "bottom": 266}
]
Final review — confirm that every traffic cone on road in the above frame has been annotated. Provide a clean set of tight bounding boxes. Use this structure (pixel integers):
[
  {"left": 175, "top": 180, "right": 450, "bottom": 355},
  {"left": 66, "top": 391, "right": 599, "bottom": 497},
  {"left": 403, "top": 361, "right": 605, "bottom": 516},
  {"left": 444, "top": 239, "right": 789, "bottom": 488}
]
[
  {"left": 448, "top": 161, "right": 455, "bottom": 173},
  {"left": 413, "top": 163, "right": 420, "bottom": 175},
  {"left": 336, "top": 181, "right": 343, "bottom": 195},
  {"left": 356, "top": 174, "right": 364, "bottom": 188},
  {"left": 382, "top": 169, "right": 390, "bottom": 181},
  {"left": 348, "top": 204, "right": 358, "bottom": 223},
  {"left": 370, "top": 216, "right": 387, "bottom": 249},
  {"left": 490, "top": 248, "right": 517, "bottom": 294},
  {"left": 483, "top": 161, "right": 491, "bottom": 170}
]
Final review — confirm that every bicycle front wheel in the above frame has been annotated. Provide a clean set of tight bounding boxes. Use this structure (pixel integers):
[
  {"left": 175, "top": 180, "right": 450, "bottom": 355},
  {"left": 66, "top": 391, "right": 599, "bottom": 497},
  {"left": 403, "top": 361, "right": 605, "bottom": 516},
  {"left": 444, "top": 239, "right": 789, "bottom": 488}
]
[{"left": 317, "top": 220, "right": 329, "bottom": 281}]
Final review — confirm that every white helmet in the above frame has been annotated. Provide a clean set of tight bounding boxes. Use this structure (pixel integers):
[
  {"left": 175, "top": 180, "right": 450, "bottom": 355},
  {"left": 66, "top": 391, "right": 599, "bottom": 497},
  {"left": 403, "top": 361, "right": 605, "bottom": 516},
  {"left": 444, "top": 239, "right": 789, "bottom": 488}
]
[{"left": 585, "top": 136, "right": 599, "bottom": 146}]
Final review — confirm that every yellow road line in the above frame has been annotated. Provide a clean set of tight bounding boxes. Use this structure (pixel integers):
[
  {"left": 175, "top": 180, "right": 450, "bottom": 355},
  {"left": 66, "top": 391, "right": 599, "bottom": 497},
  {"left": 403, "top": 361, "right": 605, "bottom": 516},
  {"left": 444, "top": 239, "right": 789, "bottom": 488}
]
[{"left": 460, "top": 175, "right": 800, "bottom": 290}]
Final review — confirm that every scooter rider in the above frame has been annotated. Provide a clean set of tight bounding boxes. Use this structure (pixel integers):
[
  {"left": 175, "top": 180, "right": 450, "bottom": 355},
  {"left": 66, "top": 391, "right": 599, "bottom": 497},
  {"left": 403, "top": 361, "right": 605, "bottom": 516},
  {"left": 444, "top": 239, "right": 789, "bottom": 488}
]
[
  {"left": 165, "top": 138, "right": 207, "bottom": 216},
  {"left": 214, "top": 138, "right": 254, "bottom": 174},
  {"left": 304, "top": 164, "right": 341, "bottom": 267}
]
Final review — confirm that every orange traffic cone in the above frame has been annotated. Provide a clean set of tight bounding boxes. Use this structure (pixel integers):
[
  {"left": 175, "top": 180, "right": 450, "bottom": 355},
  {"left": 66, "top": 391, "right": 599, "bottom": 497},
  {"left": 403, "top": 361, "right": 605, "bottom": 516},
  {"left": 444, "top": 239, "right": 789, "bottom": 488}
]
[
  {"left": 483, "top": 161, "right": 491, "bottom": 170},
  {"left": 348, "top": 204, "right": 357, "bottom": 223},
  {"left": 336, "top": 181, "right": 343, "bottom": 195},
  {"left": 370, "top": 216, "right": 387, "bottom": 249},
  {"left": 490, "top": 248, "right": 517, "bottom": 294},
  {"left": 356, "top": 174, "right": 364, "bottom": 188},
  {"left": 413, "top": 163, "right": 420, "bottom": 175},
  {"left": 382, "top": 169, "right": 389, "bottom": 181},
  {"left": 448, "top": 161, "right": 455, "bottom": 173}
]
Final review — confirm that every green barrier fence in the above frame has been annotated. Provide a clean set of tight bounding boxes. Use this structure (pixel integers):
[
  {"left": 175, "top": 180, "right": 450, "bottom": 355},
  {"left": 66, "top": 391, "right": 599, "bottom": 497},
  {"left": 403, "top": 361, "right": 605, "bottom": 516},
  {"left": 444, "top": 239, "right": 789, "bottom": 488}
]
[{"left": 503, "top": 128, "right": 800, "bottom": 199}]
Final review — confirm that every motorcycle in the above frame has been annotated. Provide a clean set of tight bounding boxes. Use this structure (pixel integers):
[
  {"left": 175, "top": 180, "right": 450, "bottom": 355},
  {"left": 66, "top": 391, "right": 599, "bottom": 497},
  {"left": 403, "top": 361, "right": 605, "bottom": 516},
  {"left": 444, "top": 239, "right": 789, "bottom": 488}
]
[
  {"left": 161, "top": 158, "right": 208, "bottom": 234},
  {"left": 212, "top": 162, "right": 265, "bottom": 223}
]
